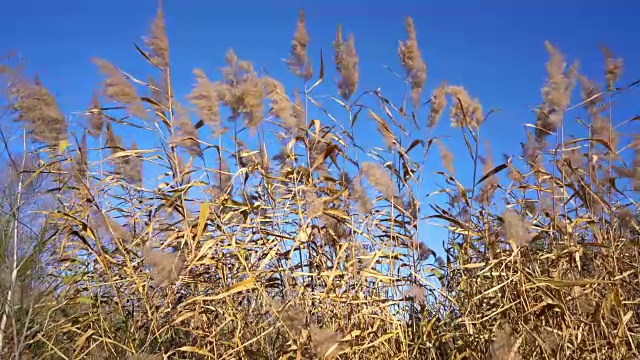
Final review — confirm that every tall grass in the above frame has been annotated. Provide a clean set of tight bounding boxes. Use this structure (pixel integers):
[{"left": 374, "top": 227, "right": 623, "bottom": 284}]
[{"left": 0, "top": 4, "right": 638, "bottom": 359}]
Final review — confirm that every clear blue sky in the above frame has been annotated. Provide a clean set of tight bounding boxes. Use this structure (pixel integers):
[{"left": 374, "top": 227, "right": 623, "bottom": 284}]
[{"left": 2, "top": 0, "right": 639, "bottom": 257}]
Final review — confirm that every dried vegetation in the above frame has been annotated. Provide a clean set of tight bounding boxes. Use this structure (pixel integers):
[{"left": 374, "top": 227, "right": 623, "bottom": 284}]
[{"left": 0, "top": 4, "right": 638, "bottom": 360}]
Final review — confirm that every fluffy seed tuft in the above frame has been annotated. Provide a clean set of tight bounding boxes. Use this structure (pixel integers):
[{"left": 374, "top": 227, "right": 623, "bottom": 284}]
[
  {"left": 333, "top": 25, "right": 359, "bottom": 101},
  {"left": 398, "top": 17, "right": 427, "bottom": 108}
]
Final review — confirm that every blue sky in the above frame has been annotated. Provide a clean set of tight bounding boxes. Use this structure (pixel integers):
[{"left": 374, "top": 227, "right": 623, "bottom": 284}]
[{"left": 2, "top": 0, "right": 639, "bottom": 259}]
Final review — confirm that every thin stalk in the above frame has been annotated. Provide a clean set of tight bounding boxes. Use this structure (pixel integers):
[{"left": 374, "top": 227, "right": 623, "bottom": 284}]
[{"left": 0, "top": 129, "right": 27, "bottom": 353}]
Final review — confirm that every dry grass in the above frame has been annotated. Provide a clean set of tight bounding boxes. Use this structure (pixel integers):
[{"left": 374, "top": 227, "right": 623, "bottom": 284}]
[{"left": 0, "top": 4, "right": 638, "bottom": 360}]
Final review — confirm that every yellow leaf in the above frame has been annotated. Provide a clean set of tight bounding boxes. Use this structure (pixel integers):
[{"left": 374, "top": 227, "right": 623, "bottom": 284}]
[
  {"left": 192, "top": 237, "right": 221, "bottom": 264},
  {"left": 258, "top": 244, "right": 280, "bottom": 270},
  {"left": 175, "top": 346, "right": 215, "bottom": 357},
  {"left": 104, "top": 149, "right": 153, "bottom": 161},
  {"left": 447, "top": 226, "right": 481, "bottom": 237},
  {"left": 617, "top": 310, "right": 633, "bottom": 339},
  {"left": 342, "top": 330, "right": 362, "bottom": 341},
  {"left": 525, "top": 279, "right": 609, "bottom": 289},
  {"left": 171, "top": 311, "right": 196, "bottom": 326},
  {"left": 212, "top": 277, "right": 256, "bottom": 299},
  {"left": 359, "top": 332, "right": 396, "bottom": 349},
  {"left": 361, "top": 269, "right": 396, "bottom": 284},
  {"left": 322, "top": 208, "right": 350, "bottom": 221},
  {"left": 461, "top": 262, "right": 486, "bottom": 269},
  {"left": 178, "top": 277, "right": 257, "bottom": 307},
  {"left": 73, "top": 329, "right": 95, "bottom": 358},
  {"left": 58, "top": 138, "right": 69, "bottom": 153},
  {"left": 195, "top": 203, "right": 210, "bottom": 242}
]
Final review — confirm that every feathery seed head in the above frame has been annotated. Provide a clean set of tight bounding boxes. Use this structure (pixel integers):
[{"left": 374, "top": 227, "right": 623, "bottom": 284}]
[
  {"left": 93, "top": 58, "right": 147, "bottom": 119},
  {"left": 435, "top": 140, "right": 455, "bottom": 176},
  {"left": 361, "top": 162, "right": 397, "bottom": 201},
  {"left": 187, "top": 69, "right": 223, "bottom": 137},
  {"left": 428, "top": 81, "right": 447, "bottom": 128},
  {"left": 398, "top": 17, "right": 427, "bottom": 108},
  {"left": 263, "top": 77, "right": 299, "bottom": 135},
  {"left": 87, "top": 93, "right": 104, "bottom": 137},
  {"left": 602, "top": 46, "right": 623, "bottom": 91},
  {"left": 286, "top": 9, "right": 312, "bottom": 80},
  {"left": 143, "top": 244, "right": 184, "bottom": 287},
  {"left": 503, "top": 209, "right": 534, "bottom": 249},
  {"left": 333, "top": 25, "right": 359, "bottom": 101},
  {"left": 217, "top": 50, "right": 265, "bottom": 129},
  {"left": 447, "top": 85, "right": 484, "bottom": 129},
  {"left": 536, "top": 42, "right": 577, "bottom": 139},
  {"left": 173, "top": 105, "right": 202, "bottom": 157},
  {"left": 7, "top": 75, "right": 68, "bottom": 148},
  {"left": 144, "top": 5, "right": 170, "bottom": 69}
]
